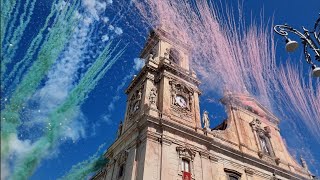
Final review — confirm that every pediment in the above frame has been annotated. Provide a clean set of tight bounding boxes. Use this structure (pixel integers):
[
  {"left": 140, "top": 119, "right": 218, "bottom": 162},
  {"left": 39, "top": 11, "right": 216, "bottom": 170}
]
[{"left": 221, "top": 93, "right": 279, "bottom": 125}]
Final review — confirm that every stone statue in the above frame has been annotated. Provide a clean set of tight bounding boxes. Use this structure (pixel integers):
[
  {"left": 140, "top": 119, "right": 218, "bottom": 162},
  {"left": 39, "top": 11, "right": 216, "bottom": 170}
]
[
  {"left": 148, "top": 53, "right": 154, "bottom": 61},
  {"left": 137, "top": 91, "right": 142, "bottom": 100},
  {"left": 117, "top": 121, "right": 123, "bottom": 138},
  {"left": 202, "top": 111, "right": 210, "bottom": 129},
  {"left": 149, "top": 88, "right": 157, "bottom": 107},
  {"left": 300, "top": 156, "right": 309, "bottom": 170}
]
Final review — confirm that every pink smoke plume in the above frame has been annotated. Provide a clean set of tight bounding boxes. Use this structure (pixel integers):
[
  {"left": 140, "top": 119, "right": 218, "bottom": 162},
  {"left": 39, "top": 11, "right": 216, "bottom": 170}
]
[{"left": 131, "top": 0, "right": 320, "bottom": 143}]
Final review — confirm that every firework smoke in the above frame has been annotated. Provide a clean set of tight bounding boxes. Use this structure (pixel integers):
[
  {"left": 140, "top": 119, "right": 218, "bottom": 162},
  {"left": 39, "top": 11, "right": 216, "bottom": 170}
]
[
  {"left": 1, "top": 0, "right": 126, "bottom": 179},
  {"left": 59, "top": 143, "right": 108, "bottom": 180},
  {"left": 131, "top": 0, "right": 320, "bottom": 171}
]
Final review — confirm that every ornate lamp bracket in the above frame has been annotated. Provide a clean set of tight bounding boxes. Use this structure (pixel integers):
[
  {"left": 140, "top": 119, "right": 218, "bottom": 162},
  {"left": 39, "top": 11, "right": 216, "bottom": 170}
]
[{"left": 274, "top": 14, "right": 320, "bottom": 74}]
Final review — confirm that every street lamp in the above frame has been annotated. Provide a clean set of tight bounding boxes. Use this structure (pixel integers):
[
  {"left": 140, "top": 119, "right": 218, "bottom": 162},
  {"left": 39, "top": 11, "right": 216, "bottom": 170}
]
[{"left": 274, "top": 14, "right": 320, "bottom": 77}]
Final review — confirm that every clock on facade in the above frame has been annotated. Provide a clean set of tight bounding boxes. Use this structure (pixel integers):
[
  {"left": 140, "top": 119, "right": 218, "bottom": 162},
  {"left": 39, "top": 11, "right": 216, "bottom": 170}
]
[{"left": 175, "top": 95, "right": 187, "bottom": 108}]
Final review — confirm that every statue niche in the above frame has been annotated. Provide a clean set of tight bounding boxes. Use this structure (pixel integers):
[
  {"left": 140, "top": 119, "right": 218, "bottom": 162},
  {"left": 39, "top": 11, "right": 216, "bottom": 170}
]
[
  {"left": 128, "top": 86, "right": 143, "bottom": 118},
  {"left": 149, "top": 87, "right": 157, "bottom": 108}
]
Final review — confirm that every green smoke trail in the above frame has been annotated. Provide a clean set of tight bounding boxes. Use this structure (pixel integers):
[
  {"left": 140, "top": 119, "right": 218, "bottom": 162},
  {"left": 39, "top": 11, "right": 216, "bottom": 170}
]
[
  {"left": 1, "top": 0, "right": 75, "bottom": 88},
  {"left": 11, "top": 42, "right": 126, "bottom": 179},
  {"left": 3, "top": 0, "right": 37, "bottom": 66},
  {"left": 1, "top": 0, "right": 21, "bottom": 47},
  {"left": 59, "top": 144, "right": 109, "bottom": 180},
  {"left": 0, "top": 0, "right": 17, "bottom": 45},
  {"left": 1, "top": 0, "right": 79, "bottom": 162},
  {"left": 4, "top": 2, "right": 59, "bottom": 89}
]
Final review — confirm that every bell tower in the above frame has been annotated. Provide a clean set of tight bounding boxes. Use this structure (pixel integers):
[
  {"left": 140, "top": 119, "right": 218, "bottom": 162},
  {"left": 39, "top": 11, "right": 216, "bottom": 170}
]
[
  {"left": 122, "top": 28, "right": 202, "bottom": 132},
  {"left": 92, "top": 29, "right": 315, "bottom": 180}
]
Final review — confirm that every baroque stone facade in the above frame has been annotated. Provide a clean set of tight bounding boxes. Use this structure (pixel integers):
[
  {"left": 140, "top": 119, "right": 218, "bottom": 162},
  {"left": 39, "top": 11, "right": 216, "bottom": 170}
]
[{"left": 91, "top": 29, "right": 315, "bottom": 180}]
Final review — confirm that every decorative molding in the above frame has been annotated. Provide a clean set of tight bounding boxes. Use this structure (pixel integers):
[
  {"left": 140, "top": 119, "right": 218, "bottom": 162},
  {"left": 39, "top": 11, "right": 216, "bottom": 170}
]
[
  {"left": 127, "top": 85, "right": 144, "bottom": 119},
  {"left": 199, "top": 150, "right": 210, "bottom": 159},
  {"left": 176, "top": 146, "right": 196, "bottom": 161},
  {"left": 245, "top": 168, "right": 255, "bottom": 176},
  {"left": 159, "top": 60, "right": 201, "bottom": 86},
  {"left": 250, "top": 118, "right": 262, "bottom": 130},
  {"left": 117, "top": 150, "right": 128, "bottom": 165}
]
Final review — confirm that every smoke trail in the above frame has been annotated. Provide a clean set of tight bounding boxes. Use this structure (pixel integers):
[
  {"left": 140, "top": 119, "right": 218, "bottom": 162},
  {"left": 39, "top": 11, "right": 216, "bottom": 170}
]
[
  {"left": 59, "top": 144, "right": 108, "bottom": 180},
  {"left": 26, "top": 0, "right": 110, "bottom": 136},
  {"left": 276, "top": 63, "right": 320, "bottom": 141},
  {"left": 11, "top": 42, "right": 126, "bottom": 179},
  {"left": 1, "top": 0, "right": 126, "bottom": 178},
  {"left": 3, "top": 0, "right": 37, "bottom": 64},
  {"left": 131, "top": 0, "right": 320, "bottom": 171},
  {"left": 0, "top": 0, "right": 17, "bottom": 45},
  {"left": 102, "top": 57, "right": 145, "bottom": 124},
  {"left": 1, "top": 0, "right": 78, "bottom": 89},
  {"left": 1, "top": 1, "right": 80, "bottom": 161}
]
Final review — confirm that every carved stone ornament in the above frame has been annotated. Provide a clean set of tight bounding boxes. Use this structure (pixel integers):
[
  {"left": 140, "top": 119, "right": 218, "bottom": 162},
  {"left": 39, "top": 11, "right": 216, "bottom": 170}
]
[
  {"left": 245, "top": 168, "right": 254, "bottom": 176},
  {"left": 128, "top": 86, "right": 144, "bottom": 117},
  {"left": 149, "top": 87, "right": 157, "bottom": 107},
  {"left": 117, "top": 150, "right": 128, "bottom": 165},
  {"left": 275, "top": 157, "right": 281, "bottom": 165},
  {"left": 164, "top": 48, "right": 170, "bottom": 59},
  {"left": 176, "top": 146, "right": 196, "bottom": 161},
  {"left": 249, "top": 118, "right": 261, "bottom": 130}
]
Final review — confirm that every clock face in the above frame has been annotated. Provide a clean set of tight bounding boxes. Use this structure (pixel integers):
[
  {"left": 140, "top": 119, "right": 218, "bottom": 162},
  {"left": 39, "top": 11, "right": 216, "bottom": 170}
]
[{"left": 175, "top": 95, "right": 187, "bottom": 108}]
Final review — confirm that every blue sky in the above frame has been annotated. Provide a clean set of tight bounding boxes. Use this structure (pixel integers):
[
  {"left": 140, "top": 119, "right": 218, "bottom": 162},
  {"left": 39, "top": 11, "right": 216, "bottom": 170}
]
[{"left": 1, "top": 0, "right": 319, "bottom": 179}]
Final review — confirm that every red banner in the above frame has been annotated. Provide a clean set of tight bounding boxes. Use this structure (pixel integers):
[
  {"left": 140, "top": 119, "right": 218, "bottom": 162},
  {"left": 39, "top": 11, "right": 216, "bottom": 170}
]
[{"left": 183, "top": 172, "right": 191, "bottom": 180}]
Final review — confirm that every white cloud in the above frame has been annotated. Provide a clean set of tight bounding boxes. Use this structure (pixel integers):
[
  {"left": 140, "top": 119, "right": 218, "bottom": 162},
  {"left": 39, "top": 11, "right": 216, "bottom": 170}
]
[
  {"left": 134, "top": 58, "right": 145, "bottom": 71},
  {"left": 114, "top": 27, "right": 123, "bottom": 35},
  {"left": 1, "top": 134, "right": 34, "bottom": 180},
  {"left": 102, "top": 17, "right": 109, "bottom": 23},
  {"left": 108, "top": 25, "right": 114, "bottom": 31},
  {"left": 102, "top": 114, "right": 113, "bottom": 125},
  {"left": 101, "top": 34, "right": 109, "bottom": 42},
  {"left": 82, "top": 0, "right": 107, "bottom": 21}
]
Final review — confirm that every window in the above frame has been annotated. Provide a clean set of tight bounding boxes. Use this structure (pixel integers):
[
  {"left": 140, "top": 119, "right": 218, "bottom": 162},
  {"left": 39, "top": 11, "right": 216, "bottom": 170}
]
[
  {"left": 224, "top": 168, "right": 241, "bottom": 180},
  {"left": 118, "top": 164, "right": 124, "bottom": 178},
  {"left": 181, "top": 159, "right": 190, "bottom": 172},
  {"left": 169, "top": 48, "right": 181, "bottom": 64},
  {"left": 228, "top": 175, "right": 240, "bottom": 180}
]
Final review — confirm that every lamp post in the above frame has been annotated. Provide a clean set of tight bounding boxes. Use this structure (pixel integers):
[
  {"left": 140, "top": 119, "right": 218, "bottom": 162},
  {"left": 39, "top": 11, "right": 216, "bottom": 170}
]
[{"left": 274, "top": 14, "right": 320, "bottom": 77}]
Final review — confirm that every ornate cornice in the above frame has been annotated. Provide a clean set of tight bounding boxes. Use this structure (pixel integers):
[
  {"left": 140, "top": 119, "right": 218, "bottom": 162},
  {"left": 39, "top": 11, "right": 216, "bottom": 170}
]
[
  {"left": 125, "top": 64, "right": 157, "bottom": 94},
  {"left": 159, "top": 58, "right": 201, "bottom": 87}
]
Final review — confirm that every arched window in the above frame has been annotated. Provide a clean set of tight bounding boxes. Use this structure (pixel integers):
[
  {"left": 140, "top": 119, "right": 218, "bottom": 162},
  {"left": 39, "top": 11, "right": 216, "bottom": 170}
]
[
  {"left": 169, "top": 48, "right": 181, "bottom": 64},
  {"left": 224, "top": 168, "right": 241, "bottom": 180}
]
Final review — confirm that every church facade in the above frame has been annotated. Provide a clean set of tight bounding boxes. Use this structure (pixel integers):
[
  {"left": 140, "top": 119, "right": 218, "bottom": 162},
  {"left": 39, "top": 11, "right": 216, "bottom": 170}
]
[{"left": 92, "top": 29, "right": 314, "bottom": 180}]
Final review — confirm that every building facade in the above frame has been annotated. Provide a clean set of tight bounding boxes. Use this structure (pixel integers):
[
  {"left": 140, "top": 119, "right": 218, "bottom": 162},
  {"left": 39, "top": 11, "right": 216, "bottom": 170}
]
[{"left": 92, "top": 29, "right": 314, "bottom": 180}]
